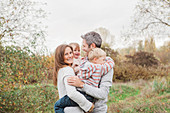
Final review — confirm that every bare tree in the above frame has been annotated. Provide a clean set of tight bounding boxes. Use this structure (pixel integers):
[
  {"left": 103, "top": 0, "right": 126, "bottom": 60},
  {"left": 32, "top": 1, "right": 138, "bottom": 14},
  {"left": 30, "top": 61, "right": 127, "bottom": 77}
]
[
  {"left": 122, "top": 0, "right": 170, "bottom": 45},
  {"left": 132, "top": 0, "right": 169, "bottom": 36}
]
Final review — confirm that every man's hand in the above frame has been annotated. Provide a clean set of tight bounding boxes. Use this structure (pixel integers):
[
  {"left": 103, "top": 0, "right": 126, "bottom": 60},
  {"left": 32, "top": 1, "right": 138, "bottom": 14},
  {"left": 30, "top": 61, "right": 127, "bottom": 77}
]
[{"left": 67, "top": 76, "right": 84, "bottom": 88}]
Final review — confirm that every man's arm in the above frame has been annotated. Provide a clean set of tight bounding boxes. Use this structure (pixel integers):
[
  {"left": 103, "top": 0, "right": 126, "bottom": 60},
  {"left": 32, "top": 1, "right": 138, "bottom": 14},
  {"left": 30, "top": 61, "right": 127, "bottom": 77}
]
[{"left": 67, "top": 69, "right": 113, "bottom": 99}]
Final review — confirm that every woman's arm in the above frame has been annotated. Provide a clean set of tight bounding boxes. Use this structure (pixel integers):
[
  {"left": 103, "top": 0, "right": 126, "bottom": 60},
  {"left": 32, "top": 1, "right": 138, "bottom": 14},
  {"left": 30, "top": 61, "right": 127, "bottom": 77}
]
[
  {"left": 63, "top": 76, "right": 92, "bottom": 112},
  {"left": 64, "top": 107, "right": 84, "bottom": 113}
]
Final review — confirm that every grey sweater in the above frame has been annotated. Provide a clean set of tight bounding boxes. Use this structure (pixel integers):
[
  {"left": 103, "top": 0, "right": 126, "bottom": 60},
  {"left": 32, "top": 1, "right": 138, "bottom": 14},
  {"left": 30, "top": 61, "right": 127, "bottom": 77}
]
[
  {"left": 57, "top": 66, "right": 92, "bottom": 112},
  {"left": 64, "top": 69, "right": 114, "bottom": 113}
]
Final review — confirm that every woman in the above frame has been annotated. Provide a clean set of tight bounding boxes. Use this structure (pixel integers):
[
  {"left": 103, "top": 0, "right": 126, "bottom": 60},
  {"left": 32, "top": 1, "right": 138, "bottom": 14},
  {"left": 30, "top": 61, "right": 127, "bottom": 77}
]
[{"left": 53, "top": 44, "right": 94, "bottom": 113}]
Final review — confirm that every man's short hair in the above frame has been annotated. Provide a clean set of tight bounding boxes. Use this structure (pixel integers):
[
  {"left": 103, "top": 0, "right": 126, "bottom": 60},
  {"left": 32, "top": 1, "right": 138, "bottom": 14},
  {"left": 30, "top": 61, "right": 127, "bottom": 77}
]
[
  {"left": 81, "top": 31, "right": 102, "bottom": 48},
  {"left": 88, "top": 48, "right": 106, "bottom": 62}
]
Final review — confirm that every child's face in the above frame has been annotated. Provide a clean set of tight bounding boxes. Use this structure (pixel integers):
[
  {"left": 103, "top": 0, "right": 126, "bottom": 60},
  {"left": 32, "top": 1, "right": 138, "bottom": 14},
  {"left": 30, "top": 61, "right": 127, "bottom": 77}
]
[
  {"left": 72, "top": 45, "right": 80, "bottom": 59},
  {"left": 93, "top": 56, "right": 106, "bottom": 64}
]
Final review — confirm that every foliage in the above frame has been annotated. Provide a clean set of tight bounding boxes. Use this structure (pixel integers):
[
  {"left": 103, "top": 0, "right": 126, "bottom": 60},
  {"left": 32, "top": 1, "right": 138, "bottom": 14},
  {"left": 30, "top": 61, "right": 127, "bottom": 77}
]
[
  {"left": 144, "top": 37, "right": 157, "bottom": 52},
  {"left": 101, "top": 42, "right": 119, "bottom": 64},
  {"left": 1, "top": 78, "right": 169, "bottom": 113},
  {"left": 118, "top": 46, "right": 136, "bottom": 56},
  {"left": 114, "top": 62, "right": 168, "bottom": 82},
  {"left": 101, "top": 41, "right": 168, "bottom": 82},
  {"left": 0, "top": 45, "right": 51, "bottom": 92},
  {"left": 137, "top": 40, "right": 144, "bottom": 51},
  {"left": 45, "top": 54, "right": 55, "bottom": 79},
  {"left": 155, "top": 41, "right": 170, "bottom": 65},
  {"left": 0, "top": 84, "right": 57, "bottom": 113},
  {"left": 125, "top": 51, "right": 159, "bottom": 67},
  {"left": 0, "top": 0, "right": 49, "bottom": 92}
]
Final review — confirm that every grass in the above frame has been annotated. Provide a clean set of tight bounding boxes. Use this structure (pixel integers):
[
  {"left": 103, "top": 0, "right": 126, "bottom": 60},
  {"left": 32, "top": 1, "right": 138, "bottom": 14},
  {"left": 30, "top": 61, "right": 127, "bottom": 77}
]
[
  {"left": 108, "top": 85, "right": 140, "bottom": 104},
  {"left": 108, "top": 78, "right": 170, "bottom": 113},
  {"left": 1, "top": 78, "right": 169, "bottom": 113}
]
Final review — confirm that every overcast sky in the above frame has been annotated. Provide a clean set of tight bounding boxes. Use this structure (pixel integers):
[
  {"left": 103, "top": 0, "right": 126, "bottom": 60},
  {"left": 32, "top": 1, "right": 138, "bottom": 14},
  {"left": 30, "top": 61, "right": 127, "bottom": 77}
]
[{"left": 40, "top": 0, "right": 139, "bottom": 52}]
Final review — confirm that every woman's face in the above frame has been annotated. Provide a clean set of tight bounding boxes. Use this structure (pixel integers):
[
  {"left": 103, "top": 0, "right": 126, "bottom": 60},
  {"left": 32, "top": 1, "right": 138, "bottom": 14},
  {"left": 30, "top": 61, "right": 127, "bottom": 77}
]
[{"left": 64, "top": 47, "right": 73, "bottom": 66}]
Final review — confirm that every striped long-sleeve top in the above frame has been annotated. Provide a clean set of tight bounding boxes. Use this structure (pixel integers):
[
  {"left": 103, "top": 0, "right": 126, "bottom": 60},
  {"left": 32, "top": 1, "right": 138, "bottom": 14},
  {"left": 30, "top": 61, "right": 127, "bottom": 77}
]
[{"left": 77, "top": 57, "right": 115, "bottom": 87}]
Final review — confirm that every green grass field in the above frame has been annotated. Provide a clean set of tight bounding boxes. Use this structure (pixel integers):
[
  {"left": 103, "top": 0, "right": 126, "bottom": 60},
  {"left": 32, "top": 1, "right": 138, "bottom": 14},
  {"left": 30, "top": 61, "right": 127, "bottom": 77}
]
[
  {"left": 1, "top": 78, "right": 169, "bottom": 113},
  {"left": 107, "top": 78, "right": 170, "bottom": 113}
]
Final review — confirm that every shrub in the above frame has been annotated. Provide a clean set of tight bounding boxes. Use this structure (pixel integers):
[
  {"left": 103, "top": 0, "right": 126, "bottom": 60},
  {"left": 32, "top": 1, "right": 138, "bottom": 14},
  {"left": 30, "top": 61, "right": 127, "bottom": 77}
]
[
  {"left": 155, "top": 50, "right": 170, "bottom": 65},
  {"left": 0, "top": 45, "right": 50, "bottom": 92},
  {"left": 0, "top": 84, "right": 58, "bottom": 113},
  {"left": 43, "top": 54, "right": 54, "bottom": 79},
  {"left": 125, "top": 51, "right": 160, "bottom": 67},
  {"left": 155, "top": 41, "right": 170, "bottom": 65},
  {"left": 101, "top": 43, "right": 119, "bottom": 64},
  {"left": 114, "top": 62, "right": 169, "bottom": 82}
]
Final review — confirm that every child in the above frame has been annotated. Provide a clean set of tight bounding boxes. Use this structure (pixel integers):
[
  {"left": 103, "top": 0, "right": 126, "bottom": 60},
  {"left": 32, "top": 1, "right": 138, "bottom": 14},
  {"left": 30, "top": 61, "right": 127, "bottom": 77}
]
[
  {"left": 54, "top": 48, "right": 115, "bottom": 113},
  {"left": 69, "top": 43, "right": 81, "bottom": 74},
  {"left": 69, "top": 43, "right": 81, "bottom": 59},
  {"left": 77, "top": 48, "right": 114, "bottom": 87}
]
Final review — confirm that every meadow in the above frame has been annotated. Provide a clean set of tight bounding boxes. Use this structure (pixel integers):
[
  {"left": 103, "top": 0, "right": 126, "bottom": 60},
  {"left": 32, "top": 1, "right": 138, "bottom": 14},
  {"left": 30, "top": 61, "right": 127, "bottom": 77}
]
[
  {"left": 1, "top": 42, "right": 170, "bottom": 113},
  {"left": 1, "top": 0, "right": 169, "bottom": 112},
  {"left": 1, "top": 78, "right": 169, "bottom": 113}
]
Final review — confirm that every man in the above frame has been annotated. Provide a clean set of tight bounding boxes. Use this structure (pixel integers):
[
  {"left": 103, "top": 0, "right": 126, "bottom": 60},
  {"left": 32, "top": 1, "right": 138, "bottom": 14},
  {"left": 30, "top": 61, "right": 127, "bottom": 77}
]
[{"left": 64, "top": 31, "right": 114, "bottom": 113}]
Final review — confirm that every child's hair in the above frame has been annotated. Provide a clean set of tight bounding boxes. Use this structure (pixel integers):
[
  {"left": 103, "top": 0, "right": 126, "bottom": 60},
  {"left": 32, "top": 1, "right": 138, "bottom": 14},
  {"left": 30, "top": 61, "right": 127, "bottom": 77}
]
[
  {"left": 69, "top": 42, "right": 80, "bottom": 51},
  {"left": 88, "top": 48, "right": 106, "bottom": 62}
]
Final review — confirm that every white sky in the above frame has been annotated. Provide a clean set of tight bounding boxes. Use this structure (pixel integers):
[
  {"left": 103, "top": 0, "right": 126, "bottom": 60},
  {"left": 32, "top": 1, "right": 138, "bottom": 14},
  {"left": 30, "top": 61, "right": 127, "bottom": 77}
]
[
  {"left": 41, "top": 0, "right": 138, "bottom": 52},
  {"left": 39, "top": 0, "right": 169, "bottom": 53}
]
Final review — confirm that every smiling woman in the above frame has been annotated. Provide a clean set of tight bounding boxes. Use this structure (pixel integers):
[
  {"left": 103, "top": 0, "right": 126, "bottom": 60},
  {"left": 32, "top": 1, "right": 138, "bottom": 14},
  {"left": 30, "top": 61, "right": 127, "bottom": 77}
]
[
  {"left": 53, "top": 44, "right": 73, "bottom": 85},
  {"left": 63, "top": 47, "right": 73, "bottom": 66},
  {"left": 53, "top": 44, "right": 94, "bottom": 113}
]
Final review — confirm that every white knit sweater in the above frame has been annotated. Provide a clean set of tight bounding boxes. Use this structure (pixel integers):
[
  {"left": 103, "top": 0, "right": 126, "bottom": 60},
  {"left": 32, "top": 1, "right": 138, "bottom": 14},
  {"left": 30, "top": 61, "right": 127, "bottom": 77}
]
[{"left": 57, "top": 66, "right": 92, "bottom": 112}]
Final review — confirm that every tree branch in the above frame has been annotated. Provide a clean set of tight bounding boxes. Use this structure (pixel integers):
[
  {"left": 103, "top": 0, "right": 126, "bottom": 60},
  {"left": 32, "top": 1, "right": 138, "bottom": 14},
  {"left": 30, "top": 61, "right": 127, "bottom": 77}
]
[
  {"left": 144, "top": 8, "right": 170, "bottom": 27},
  {"left": 141, "top": 22, "right": 164, "bottom": 31},
  {"left": 154, "top": 16, "right": 170, "bottom": 26},
  {"left": 162, "top": 0, "right": 170, "bottom": 5}
]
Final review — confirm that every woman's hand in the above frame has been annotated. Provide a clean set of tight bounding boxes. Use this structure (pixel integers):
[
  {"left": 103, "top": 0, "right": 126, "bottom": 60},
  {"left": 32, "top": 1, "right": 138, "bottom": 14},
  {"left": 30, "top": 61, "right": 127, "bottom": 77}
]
[{"left": 67, "top": 76, "right": 84, "bottom": 88}]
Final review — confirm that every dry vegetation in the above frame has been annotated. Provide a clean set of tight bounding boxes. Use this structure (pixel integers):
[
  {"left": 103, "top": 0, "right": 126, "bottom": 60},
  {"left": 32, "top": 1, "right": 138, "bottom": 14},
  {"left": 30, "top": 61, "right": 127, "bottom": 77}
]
[
  {"left": 108, "top": 77, "right": 170, "bottom": 113},
  {"left": 1, "top": 40, "right": 170, "bottom": 112}
]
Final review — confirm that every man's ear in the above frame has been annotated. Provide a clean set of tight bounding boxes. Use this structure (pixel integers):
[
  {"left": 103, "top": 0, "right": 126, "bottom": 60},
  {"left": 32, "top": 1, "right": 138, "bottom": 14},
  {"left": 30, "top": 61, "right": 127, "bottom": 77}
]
[
  {"left": 90, "top": 43, "right": 96, "bottom": 49},
  {"left": 93, "top": 57, "right": 97, "bottom": 63},
  {"left": 93, "top": 57, "right": 97, "bottom": 61}
]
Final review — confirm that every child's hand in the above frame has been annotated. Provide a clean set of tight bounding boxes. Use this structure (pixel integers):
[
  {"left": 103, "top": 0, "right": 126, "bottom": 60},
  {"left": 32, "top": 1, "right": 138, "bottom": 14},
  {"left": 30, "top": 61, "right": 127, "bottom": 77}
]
[
  {"left": 74, "top": 66, "right": 80, "bottom": 74},
  {"left": 72, "top": 59, "right": 80, "bottom": 74}
]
